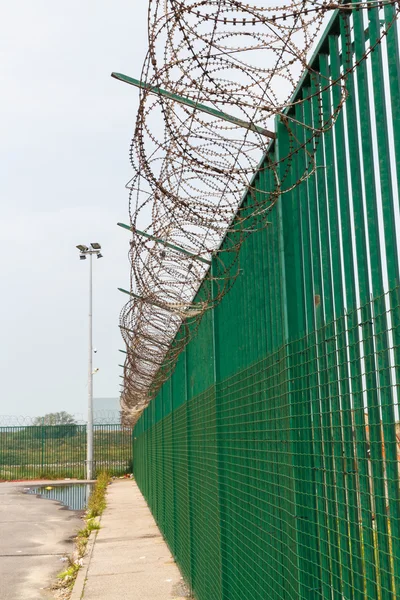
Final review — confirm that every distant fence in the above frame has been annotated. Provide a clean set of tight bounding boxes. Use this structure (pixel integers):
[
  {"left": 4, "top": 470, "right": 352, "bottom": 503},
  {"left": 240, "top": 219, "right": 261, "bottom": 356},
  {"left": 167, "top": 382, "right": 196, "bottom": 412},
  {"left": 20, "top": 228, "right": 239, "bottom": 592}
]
[
  {"left": 0, "top": 425, "right": 132, "bottom": 480},
  {"left": 133, "top": 7, "right": 400, "bottom": 600},
  {"left": 0, "top": 411, "right": 122, "bottom": 426}
]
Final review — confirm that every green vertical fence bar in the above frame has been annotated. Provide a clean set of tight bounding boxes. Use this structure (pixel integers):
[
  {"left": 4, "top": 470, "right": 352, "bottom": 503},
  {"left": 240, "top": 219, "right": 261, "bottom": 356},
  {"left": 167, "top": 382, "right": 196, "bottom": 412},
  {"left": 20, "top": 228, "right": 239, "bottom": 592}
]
[
  {"left": 269, "top": 160, "right": 289, "bottom": 598},
  {"left": 263, "top": 162, "right": 285, "bottom": 598},
  {"left": 184, "top": 347, "right": 194, "bottom": 590},
  {"left": 320, "top": 49, "right": 354, "bottom": 600},
  {"left": 269, "top": 154, "right": 299, "bottom": 600},
  {"left": 171, "top": 349, "right": 191, "bottom": 582},
  {"left": 170, "top": 370, "right": 177, "bottom": 559},
  {"left": 338, "top": 14, "right": 380, "bottom": 598},
  {"left": 300, "top": 91, "right": 338, "bottom": 599},
  {"left": 328, "top": 29, "right": 368, "bottom": 599},
  {"left": 157, "top": 388, "right": 165, "bottom": 527},
  {"left": 370, "top": 7, "right": 400, "bottom": 597},
  {"left": 162, "top": 376, "right": 174, "bottom": 553},
  {"left": 304, "top": 71, "right": 338, "bottom": 594},
  {"left": 310, "top": 70, "right": 343, "bottom": 598},
  {"left": 302, "top": 84, "right": 335, "bottom": 600},
  {"left": 383, "top": 3, "right": 400, "bottom": 593},
  {"left": 211, "top": 257, "right": 225, "bottom": 600},
  {"left": 278, "top": 115, "right": 321, "bottom": 599},
  {"left": 351, "top": 6, "right": 396, "bottom": 596}
]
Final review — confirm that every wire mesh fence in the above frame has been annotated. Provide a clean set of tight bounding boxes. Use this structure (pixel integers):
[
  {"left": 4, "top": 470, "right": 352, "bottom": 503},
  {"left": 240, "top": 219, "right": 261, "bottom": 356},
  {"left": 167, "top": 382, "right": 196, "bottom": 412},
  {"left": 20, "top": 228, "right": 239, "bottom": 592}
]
[
  {"left": 0, "top": 424, "right": 132, "bottom": 480},
  {"left": 133, "top": 289, "right": 400, "bottom": 600},
  {"left": 129, "top": 4, "right": 400, "bottom": 599}
]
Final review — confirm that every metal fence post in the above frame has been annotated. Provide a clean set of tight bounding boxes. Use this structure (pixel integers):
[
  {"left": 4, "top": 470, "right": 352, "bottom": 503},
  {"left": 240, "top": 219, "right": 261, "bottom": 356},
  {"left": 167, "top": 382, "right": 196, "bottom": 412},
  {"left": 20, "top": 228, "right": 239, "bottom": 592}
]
[
  {"left": 184, "top": 345, "right": 195, "bottom": 592},
  {"left": 211, "top": 256, "right": 226, "bottom": 600},
  {"left": 277, "top": 116, "right": 321, "bottom": 598}
]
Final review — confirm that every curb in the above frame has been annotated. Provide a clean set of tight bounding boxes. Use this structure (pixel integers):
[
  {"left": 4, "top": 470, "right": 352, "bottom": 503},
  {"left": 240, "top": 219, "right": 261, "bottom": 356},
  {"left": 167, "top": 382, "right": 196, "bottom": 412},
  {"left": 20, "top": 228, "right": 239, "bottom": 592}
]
[{"left": 70, "top": 518, "right": 101, "bottom": 600}]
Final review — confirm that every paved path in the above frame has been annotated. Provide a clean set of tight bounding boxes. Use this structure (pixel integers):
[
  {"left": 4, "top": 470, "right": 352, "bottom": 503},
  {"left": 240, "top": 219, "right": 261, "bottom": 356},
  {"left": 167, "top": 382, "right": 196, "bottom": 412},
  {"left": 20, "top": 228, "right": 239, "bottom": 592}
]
[
  {"left": 0, "top": 481, "right": 82, "bottom": 600},
  {"left": 81, "top": 480, "right": 189, "bottom": 600}
]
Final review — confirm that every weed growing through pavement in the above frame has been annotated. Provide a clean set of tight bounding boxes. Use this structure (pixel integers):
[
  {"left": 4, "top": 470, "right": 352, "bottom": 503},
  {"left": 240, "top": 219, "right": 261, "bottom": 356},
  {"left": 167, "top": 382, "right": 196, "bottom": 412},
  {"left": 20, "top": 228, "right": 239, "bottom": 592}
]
[
  {"left": 53, "top": 472, "right": 110, "bottom": 597},
  {"left": 87, "top": 471, "right": 109, "bottom": 518}
]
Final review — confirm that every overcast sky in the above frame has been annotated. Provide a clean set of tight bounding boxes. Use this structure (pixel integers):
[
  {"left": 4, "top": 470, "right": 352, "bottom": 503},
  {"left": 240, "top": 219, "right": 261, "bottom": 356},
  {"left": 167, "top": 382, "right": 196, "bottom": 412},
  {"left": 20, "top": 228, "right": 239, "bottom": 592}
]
[{"left": 0, "top": 2, "right": 148, "bottom": 418}]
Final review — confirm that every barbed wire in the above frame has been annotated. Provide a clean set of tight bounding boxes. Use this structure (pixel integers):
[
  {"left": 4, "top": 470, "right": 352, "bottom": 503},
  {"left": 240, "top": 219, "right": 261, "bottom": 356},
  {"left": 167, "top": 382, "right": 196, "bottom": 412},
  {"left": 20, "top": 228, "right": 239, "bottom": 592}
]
[{"left": 119, "top": 0, "right": 400, "bottom": 424}]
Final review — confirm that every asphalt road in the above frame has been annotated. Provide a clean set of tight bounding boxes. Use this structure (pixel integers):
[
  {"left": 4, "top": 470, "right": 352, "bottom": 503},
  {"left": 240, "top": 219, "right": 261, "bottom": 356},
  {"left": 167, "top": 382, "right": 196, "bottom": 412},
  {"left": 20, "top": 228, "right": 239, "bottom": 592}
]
[{"left": 0, "top": 482, "right": 82, "bottom": 600}]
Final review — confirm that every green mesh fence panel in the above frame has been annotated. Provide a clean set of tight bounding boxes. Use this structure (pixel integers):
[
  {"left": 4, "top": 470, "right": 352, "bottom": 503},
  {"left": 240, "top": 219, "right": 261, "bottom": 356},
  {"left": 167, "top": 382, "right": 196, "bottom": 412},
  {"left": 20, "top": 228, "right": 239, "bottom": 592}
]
[
  {"left": 133, "top": 7, "right": 400, "bottom": 600},
  {"left": 134, "top": 293, "right": 400, "bottom": 599}
]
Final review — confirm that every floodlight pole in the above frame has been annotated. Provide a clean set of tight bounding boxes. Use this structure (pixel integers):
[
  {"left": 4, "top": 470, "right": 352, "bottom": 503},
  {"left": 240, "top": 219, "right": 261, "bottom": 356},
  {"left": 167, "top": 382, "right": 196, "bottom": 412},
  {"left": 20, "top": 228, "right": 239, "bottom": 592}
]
[
  {"left": 76, "top": 243, "right": 103, "bottom": 480},
  {"left": 87, "top": 252, "right": 93, "bottom": 481}
]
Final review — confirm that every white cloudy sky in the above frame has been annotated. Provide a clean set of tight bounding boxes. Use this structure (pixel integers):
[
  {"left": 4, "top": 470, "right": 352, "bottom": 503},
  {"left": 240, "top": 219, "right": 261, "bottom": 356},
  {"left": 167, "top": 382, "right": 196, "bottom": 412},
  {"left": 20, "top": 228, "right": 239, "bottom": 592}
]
[{"left": 0, "top": 2, "right": 148, "bottom": 418}]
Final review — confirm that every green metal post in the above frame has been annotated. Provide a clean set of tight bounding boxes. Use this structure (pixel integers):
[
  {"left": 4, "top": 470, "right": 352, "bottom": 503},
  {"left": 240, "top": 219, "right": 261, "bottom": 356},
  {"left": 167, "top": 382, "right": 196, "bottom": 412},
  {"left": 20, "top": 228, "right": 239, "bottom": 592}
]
[
  {"left": 310, "top": 72, "right": 343, "bottom": 599},
  {"left": 211, "top": 255, "right": 227, "bottom": 600},
  {"left": 327, "top": 32, "right": 368, "bottom": 600},
  {"left": 297, "top": 92, "right": 332, "bottom": 600},
  {"left": 278, "top": 116, "right": 320, "bottom": 599},
  {"left": 351, "top": 6, "right": 397, "bottom": 595},
  {"left": 184, "top": 346, "right": 194, "bottom": 592}
]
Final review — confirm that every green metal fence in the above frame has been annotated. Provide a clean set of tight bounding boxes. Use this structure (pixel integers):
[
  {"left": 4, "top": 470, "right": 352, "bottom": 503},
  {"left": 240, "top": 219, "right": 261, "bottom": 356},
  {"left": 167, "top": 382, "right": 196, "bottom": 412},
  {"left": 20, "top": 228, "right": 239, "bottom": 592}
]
[
  {"left": 0, "top": 425, "right": 132, "bottom": 480},
  {"left": 133, "top": 6, "right": 400, "bottom": 600}
]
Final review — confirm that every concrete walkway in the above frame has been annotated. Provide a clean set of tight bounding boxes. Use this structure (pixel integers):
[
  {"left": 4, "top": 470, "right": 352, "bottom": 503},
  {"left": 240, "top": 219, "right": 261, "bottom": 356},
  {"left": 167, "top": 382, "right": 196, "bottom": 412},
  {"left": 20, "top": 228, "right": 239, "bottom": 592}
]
[{"left": 79, "top": 480, "right": 189, "bottom": 600}]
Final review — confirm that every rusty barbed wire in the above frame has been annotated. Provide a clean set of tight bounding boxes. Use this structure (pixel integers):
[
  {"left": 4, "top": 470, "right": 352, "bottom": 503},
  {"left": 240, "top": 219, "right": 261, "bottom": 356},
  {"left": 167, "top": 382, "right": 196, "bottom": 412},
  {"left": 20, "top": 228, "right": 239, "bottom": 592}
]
[{"left": 119, "top": 0, "right": 400, "bottom": 424}]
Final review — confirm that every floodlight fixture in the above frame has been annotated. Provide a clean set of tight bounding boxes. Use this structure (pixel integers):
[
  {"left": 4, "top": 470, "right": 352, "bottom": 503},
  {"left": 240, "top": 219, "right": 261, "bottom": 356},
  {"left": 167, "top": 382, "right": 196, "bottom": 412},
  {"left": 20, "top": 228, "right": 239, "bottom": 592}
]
[
  {"left": 80, "top": 255, "right": 87, "bottom": 261},
  {"left": 91, "top": 243, "right": 101, "bottom": 250},
  {"left": 97, "top": 253, "right": 103, "bottom": 259},
  {"left": 76, "top": 244, "right": 89, "bottom": 252}
]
